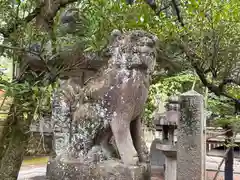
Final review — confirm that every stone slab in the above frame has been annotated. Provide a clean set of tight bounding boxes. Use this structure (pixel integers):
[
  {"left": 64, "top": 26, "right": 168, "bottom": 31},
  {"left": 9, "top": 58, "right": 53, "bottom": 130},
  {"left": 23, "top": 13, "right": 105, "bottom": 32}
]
[{"left": 46, "top": 158, "right": 151, "bottom": 180}]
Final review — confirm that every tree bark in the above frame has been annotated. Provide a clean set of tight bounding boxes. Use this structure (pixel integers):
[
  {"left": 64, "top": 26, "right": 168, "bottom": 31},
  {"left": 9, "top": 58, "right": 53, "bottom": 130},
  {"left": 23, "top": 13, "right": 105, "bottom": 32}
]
[
  {"left": 224, "top": 129, "right": 234, "bottom": 180},
  {"left": 0, "top": 104, "right": 17, "bottom": 164},
  {"left": 0, "top": 102, "right": 33, "bottom": 180}
]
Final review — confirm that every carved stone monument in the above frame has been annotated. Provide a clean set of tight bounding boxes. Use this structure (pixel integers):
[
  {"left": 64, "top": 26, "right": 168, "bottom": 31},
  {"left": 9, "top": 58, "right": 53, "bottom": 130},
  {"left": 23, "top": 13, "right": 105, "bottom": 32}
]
[
  {"left": 46, "top": 29, "right": 158, "bottom": 180},
  {"left": 177, "top": 90, "right": 206, "bottom": 180}
]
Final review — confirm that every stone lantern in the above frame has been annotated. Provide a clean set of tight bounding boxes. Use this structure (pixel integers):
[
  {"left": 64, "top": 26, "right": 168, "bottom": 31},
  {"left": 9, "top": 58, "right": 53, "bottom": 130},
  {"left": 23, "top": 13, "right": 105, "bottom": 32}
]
[{"left": 154, "top": 96, "right": 180, "bottom": 180}]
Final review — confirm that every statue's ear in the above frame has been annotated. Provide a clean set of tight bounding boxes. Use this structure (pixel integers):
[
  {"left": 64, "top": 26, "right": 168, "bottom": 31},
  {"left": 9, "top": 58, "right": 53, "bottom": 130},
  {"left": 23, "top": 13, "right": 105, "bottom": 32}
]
[{"left": 110, "top": 29, "right": 122, "bottom": 43}]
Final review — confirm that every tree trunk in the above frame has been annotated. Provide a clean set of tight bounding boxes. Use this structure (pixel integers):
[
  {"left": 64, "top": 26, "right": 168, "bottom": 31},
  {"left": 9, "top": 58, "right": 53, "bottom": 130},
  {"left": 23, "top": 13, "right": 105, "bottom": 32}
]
[
  {"left": 0, "top": 104, "right": 17, "bottom": 164},
  {"left": 225, "top": 147, "right": 233, "bottom": 180},
  {"left": 0, "top": 102, "right": 32, "bottom": 180},
  {"left": 224, "top": 129, "right": 234, "bottom": 180}
]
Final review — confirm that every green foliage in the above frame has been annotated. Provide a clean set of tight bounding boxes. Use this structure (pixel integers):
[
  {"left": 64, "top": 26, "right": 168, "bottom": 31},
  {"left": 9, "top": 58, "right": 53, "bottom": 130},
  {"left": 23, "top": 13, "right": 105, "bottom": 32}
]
[
  {"left": 227, "top": 85, "right": 240, "bottom": 99},
  {"left": 208, "top": 98, "right": 235, "bottom": 117},
  {"left": 58, "top": 0, "right": 161, "bottom": 52},
  {"left": 0, "top": 0, "right": 239, "bottom": 128},
  {"left": 144, "top": 72, "right": 199, "bottom": 126},
  {"left": 214, "top": 115, "right": 240, "bottom": 132},
  {"left": 207, "top": 92, "right": 240, "bottom": 129},
  {"left": 0, "top": 72, "right": 54, "bottom": 121}
]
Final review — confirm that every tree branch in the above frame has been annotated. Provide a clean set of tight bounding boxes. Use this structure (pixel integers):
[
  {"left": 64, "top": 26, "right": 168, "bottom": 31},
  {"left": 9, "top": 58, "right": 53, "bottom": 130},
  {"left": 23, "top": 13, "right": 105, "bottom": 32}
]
[
  {"left": 128, "top": 0, "right": 183, "bottom": 26},
  {"left": 0, "top": 0, "right": 78, "bottom": 38},
  {"left": 0, "top": 44, "right": 41, "bottom": 57},
  {"left": 219, "top": 78, "right": 240, "bottom": 91},
  {"left": 149, "top": 0, "right": 183, "bottom": 26},
  {"left": 156, "top": 3, "right": 173, "bottom": 14},
  {"left": 171, "top": 0, "right": 184, "bottom": 27},
  {"left": 180, "top": 42, "right": 239, "bottom": 104},
  {"left": 36, "top": 0, "right": 79, "bottom": 32},
  {"left": 0, "top": 4, "right": 44, "bottom": 38},
  {"left": 144, "top": 0, "right": 157, "bottom": 11}
]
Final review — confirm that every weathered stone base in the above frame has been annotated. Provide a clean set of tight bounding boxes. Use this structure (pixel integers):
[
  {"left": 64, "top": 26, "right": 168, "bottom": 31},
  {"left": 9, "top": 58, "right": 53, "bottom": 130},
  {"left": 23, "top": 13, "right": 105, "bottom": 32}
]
[{"left": 46, "top": 158, "right": 151, "bottom": 180}]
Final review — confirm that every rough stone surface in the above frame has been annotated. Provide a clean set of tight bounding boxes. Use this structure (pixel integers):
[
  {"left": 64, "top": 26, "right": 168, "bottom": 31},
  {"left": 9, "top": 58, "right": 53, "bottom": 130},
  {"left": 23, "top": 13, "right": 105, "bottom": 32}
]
[
  {"left": 71, "top": 29, "right": 158, "bottom": 164},
  {"left": 177, "top": 90, "right": 206, "bottom": 180},
  {"left": 46, "top": 158, "right": 151, "bottom": 180},
  {"left": 46, "top": 29, "right": 158, "bottom": 180},
  {"left": 50, "top": 29, "right": 158, "bottom": 166}
]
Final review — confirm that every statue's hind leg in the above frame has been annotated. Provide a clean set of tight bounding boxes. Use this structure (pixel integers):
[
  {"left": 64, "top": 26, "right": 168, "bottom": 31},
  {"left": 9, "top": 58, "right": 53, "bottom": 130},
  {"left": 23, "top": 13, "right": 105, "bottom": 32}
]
[
  {"left": 86, "top": 128, "right": 116, "bottom": 161},
  {"left": 99, "top": 130, "right": 116, "bottom": 159}
]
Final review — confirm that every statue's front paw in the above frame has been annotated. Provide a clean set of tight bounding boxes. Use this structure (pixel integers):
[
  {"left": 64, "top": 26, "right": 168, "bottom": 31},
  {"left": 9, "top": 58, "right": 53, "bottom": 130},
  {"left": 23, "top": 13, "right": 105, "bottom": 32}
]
[
  {"left": 120, "top": 155, "right": 139, "bottom": 166},
  {"left": 132, "top": 156, "right": 140, "bottom": 166}
]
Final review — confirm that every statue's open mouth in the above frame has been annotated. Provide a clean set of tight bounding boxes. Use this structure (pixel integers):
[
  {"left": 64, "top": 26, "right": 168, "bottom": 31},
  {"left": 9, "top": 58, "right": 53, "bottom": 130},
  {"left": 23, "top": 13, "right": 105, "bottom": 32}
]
[{"left": 127, "top": 63, "right": 148, "bottom": 71}]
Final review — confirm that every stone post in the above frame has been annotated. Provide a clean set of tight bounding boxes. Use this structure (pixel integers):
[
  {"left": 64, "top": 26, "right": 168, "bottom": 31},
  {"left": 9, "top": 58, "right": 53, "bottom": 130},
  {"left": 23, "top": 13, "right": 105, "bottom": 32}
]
[{"left": 177, "top": 90, "right": 206, "bottom": 180}]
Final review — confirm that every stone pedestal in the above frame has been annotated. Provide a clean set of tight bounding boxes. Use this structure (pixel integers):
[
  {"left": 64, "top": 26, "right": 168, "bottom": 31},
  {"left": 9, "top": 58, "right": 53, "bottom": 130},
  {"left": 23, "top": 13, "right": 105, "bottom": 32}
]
[
  {"left": 156, "top": 144, "right": 177, "bottom": 180},
  {"left": 165, "top": 156, "right": 176, "bottom": 179},
  {"left": 46, "top": 158, "right": 151, "bottom": 180}
]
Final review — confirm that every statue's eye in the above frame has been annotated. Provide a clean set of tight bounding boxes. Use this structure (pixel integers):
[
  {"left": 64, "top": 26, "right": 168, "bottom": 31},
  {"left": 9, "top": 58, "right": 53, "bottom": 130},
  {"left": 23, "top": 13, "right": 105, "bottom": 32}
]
[
  {"left": 130, "top": 35, "right": 139, "bottom": 42},
  {"left": 133, "top": 48, "right": 137, "bottom": 53}
]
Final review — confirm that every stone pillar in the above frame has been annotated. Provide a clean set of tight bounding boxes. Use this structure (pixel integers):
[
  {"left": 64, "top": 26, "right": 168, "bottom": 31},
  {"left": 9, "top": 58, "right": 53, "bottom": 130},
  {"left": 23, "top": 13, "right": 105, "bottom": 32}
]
[
  {"left": 177, "top": 90, "right": 206, "bottom": 180},
  {"left": 165, "top": 155, "right": 177, "bottom": 180}
]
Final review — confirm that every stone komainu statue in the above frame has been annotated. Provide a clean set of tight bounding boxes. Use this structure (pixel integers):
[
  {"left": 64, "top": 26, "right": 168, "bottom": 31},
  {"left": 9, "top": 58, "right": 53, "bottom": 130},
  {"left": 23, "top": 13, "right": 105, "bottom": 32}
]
[{"left": 72, "top": 29, "right": 158, "bottom": 165}]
